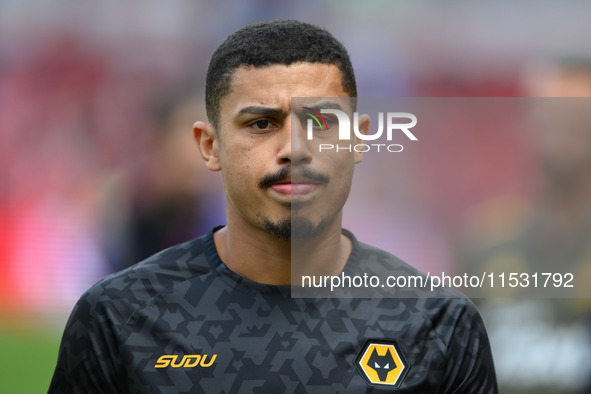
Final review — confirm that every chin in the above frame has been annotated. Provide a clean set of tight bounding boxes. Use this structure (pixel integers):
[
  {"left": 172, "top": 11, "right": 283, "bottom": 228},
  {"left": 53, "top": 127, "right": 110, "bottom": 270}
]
[{"left": 259, "top": 214, "right": 330, "bottom": 241}]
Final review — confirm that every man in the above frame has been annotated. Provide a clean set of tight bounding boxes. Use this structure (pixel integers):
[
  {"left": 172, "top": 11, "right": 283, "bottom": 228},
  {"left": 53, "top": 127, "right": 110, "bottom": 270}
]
[{"left": 49, "top": 20, "right": 497, "bottom": 393}]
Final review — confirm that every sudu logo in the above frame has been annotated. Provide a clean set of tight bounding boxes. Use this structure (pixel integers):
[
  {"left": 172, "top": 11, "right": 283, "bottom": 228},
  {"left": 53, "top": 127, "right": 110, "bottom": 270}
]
[{"left": 154, "top": 354, "right": 217, "bottom": 368}]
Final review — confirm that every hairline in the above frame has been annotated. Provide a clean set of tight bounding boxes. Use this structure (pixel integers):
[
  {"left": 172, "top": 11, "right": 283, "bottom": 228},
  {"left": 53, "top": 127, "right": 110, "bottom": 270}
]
[{"left": 212, "top": 61, "right": 355, "bottom": 134}]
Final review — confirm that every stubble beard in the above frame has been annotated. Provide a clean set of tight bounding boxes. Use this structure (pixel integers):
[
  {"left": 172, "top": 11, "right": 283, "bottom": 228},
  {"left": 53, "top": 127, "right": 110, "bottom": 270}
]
[{"left": 258, "top": 202, "right": 330, "bottom": 241}]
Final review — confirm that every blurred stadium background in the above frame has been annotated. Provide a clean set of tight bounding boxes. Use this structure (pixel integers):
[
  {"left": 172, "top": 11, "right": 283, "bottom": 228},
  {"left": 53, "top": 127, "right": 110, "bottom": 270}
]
[{"left": 2, "top": 1, "right": 591, "bottom": 392}]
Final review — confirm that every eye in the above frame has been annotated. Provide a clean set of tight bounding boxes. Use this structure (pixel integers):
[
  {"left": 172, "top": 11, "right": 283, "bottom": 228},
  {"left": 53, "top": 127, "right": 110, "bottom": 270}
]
[
  {"left": 384, "top": 363, "right": 389, "bottom": 369},
  {"left": 323, "top": 114, "right": 338, "bottom": 125},
  {"left": 374, "top": 362, "right": 381, "bottom": 369},
  {"left": 251, "top": 119, "right": 273, "bottom": 130}
]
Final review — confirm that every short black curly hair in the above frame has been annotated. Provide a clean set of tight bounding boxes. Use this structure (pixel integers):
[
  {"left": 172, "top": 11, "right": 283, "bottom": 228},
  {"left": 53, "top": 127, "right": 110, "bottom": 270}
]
[{"left": 205, "top": 20, "right": 357, "bottom": 128}]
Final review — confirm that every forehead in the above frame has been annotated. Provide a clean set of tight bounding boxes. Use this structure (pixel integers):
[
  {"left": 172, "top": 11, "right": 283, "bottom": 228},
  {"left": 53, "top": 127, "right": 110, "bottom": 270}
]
[{"left": 220, "top": 63, "right": 348, "bottom": 120}]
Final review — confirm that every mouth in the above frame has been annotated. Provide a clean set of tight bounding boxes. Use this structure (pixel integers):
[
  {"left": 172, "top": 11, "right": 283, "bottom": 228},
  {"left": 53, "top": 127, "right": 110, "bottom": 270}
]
[
  {"left": 270, "top": 180, "right": 318, "bottom": 196},
  {"left": 260, "top": 166, "right": 329, "bottom": 198}
]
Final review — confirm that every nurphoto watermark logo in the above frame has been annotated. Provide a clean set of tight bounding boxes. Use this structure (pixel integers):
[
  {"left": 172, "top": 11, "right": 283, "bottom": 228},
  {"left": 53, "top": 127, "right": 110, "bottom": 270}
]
[{"left": 304, "top": 106, "right": 418, "bottom": 153}]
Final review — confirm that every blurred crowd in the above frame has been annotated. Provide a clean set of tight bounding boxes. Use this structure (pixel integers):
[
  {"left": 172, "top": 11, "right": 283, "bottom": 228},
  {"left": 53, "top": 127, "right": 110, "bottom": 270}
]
[{"left": 0, "top": 34, "right": 225, "bottom": 315}]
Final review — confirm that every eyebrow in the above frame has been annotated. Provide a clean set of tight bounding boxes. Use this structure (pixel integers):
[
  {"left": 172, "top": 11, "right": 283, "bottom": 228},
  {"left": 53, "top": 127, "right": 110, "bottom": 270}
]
[
  {"left": 236, "top": 106, "right": 288, "bottom": 119},
  {"left": 301, "top": 101, "right": 346, "bottom": 112}
]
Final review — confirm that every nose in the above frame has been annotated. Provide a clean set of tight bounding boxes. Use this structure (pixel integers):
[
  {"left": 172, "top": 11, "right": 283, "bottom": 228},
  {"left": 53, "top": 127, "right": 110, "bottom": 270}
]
[{"left": 277, "top": 114, "right": 313, "bottom": 165}]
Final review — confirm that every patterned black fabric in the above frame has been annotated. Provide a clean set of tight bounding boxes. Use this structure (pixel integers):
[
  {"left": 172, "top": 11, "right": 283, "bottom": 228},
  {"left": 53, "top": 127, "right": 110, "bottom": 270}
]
[{"left": 49, "top": 228, "right": 497, "bottom": 393}]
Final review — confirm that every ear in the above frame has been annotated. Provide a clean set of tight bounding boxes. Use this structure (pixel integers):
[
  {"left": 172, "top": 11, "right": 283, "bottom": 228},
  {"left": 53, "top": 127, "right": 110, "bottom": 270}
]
[
  {"left": 353, "top": 114, "right": 370, "bottom": 164},
  {"left": 193, "top": 121, "right": 221, "bottom": 171}
]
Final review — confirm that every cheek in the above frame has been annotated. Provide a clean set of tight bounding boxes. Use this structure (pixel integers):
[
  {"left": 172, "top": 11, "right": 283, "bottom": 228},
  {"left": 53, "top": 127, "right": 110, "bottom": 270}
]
[
  {"left": 219, "top": 146, "right": 264, "bottom": 200},
  {"left": 221, "top": 157, "right": 253, "bottom": 190},
  {"left": 325, "top": 151, "right": 356, "bottom": 175},
  {"left": 332, "top": 169, "right": 354, "bottom": 204},
  {"left": 321, "top": 153, "right": 356, "bottom": 199},
  {"left": 220, "top": 135, "right": 278, "bottom": 185}
]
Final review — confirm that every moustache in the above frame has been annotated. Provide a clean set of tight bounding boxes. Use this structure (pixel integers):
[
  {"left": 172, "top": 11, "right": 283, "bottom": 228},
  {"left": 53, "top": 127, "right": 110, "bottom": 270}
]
[{"left": 258, "top": 166, "right": 330, "bottom": 189}]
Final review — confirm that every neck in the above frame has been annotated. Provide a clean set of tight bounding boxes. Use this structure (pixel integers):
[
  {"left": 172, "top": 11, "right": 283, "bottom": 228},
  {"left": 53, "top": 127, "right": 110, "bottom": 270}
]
[{"left": 214, "top": 213, "right": 352, "bottom": 286}]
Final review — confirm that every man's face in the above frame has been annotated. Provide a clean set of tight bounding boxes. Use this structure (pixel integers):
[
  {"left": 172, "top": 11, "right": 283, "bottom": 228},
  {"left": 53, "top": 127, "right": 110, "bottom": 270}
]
[{"left": 213, "top": 62, "right": 363, "bottom": 240}]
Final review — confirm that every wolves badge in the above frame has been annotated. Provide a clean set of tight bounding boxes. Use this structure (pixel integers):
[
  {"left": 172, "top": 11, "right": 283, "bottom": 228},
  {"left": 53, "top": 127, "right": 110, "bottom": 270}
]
[{"left": 355, "top": 340, "right": 408, "bottom": 388}]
